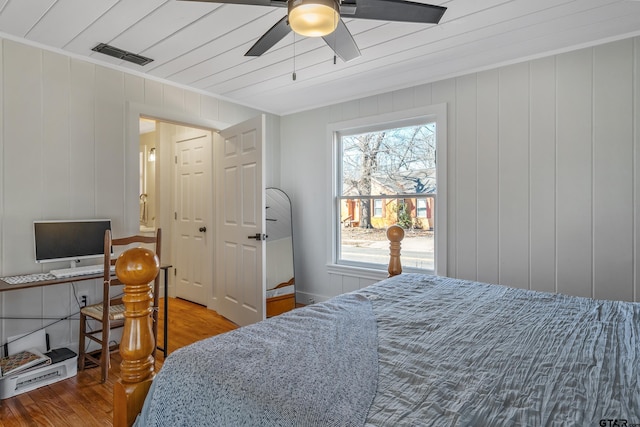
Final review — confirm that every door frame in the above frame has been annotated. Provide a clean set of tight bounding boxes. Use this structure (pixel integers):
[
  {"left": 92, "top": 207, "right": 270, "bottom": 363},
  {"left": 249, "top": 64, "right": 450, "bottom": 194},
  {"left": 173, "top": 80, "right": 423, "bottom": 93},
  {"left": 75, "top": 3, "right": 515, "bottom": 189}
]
[{"left": 126, "top": 102, "right": 230, "bottom": 310}]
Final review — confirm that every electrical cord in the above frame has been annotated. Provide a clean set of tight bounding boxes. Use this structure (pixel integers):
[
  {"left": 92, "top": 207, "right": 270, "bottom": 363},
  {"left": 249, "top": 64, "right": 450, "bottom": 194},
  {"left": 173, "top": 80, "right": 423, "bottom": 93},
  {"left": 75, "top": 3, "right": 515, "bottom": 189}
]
[
  {"left": 0, "top": 282, "right": 125, "bottom": 357},
  {"left": 1, "top": 311, "right": 81, "bottom": 357}
]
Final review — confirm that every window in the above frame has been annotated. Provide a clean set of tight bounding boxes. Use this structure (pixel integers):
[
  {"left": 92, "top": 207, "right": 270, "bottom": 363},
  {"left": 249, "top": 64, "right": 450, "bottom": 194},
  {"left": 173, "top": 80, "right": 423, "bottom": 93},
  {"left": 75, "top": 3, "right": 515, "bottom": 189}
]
[
  {"left": 417, "top": 198, "right": 428, "bottom": 218},
  {"left": 373, "top": 199, "right": 383, "bottom": 217},
  {"left": 331, "top": 105, "right": 447, "bottom": 274}
]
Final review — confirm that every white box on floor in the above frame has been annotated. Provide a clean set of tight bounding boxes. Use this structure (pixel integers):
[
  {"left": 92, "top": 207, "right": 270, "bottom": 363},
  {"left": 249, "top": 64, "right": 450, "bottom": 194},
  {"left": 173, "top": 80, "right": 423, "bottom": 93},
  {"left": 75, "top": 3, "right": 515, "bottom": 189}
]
[{"left": 0, "top": 355, "right": 77, "bottom": 399}]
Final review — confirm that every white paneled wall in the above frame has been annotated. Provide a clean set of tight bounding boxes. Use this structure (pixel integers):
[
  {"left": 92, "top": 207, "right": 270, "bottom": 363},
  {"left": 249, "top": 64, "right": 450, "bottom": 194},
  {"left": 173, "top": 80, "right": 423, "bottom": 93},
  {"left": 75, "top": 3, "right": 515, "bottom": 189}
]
[
  {"left": 0, "top": 38, "right": 268, "bottom": 352},
  {"left": 556, "top": 49, "right": 593, "bottom": 298},
  {"left": 529, "top": 57, "right": 556, "bottom": 295},
  {"left": 592, "top": 42, "right": 634, "bottom": 301},
  {"left": 281, "top": 36, "right": 640, "bottom": 304}
]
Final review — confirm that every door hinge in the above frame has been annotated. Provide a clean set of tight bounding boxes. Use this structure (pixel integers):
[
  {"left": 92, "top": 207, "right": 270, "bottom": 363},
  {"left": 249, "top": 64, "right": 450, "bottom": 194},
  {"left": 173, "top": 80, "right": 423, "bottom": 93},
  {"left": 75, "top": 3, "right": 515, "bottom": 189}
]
[
  {"left": 174, "top": 212, "right": 177, "bottom": 220},
  {"left": 174, "top": 155, "right": 177, "bottom": 164}
]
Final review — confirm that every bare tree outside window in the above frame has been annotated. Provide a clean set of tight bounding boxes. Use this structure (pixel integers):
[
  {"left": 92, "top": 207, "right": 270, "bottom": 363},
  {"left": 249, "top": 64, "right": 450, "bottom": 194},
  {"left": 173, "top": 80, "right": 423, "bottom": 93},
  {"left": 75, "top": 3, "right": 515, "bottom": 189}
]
[{"left": 338, "top": 122, "right": 437, "bottom": 270}]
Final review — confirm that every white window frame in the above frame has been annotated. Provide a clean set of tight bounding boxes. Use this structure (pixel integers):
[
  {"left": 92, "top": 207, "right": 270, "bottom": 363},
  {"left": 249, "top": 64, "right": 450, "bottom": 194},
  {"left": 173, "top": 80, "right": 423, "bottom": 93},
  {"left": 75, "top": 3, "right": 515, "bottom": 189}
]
[{"left": 327, "top": 104, "right": 448, "bottom": 277}]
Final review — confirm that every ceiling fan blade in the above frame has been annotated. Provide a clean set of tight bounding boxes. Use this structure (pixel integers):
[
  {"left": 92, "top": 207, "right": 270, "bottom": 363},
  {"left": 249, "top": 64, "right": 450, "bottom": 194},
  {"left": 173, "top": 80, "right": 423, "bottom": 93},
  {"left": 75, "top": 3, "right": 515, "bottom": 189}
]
[
  {"left": 245, "top": 15, "right": 292, "bottom": 57},
  {"left": 180, "top": 0, "right": 287, "bottom": 7},
  {"left": 322, "top": 19, "right": 361, "bottom": 62},
  {"left": 341, "top": 0, "right": 446, "bottom": 24}
]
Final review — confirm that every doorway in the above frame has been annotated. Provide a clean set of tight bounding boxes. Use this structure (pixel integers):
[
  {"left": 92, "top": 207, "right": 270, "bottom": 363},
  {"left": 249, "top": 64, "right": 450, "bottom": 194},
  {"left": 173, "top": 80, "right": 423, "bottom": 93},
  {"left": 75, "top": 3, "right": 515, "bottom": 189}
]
[
  {"left": 138, "top": 119, "right": 213, "bottom": 307},
  {"left": 133, "top": 108, "right": 267, "bottom": 326}
]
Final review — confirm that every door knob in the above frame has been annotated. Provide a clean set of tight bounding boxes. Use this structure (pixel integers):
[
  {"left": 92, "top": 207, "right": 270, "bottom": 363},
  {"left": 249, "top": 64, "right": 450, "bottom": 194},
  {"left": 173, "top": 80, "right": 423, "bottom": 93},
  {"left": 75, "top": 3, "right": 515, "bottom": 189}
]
[
  {"left": 199, "top": 226, "right": 207, "bottom": 232},
  {"left": 248, "top": 233, "right": 267, "bottom": 241}
]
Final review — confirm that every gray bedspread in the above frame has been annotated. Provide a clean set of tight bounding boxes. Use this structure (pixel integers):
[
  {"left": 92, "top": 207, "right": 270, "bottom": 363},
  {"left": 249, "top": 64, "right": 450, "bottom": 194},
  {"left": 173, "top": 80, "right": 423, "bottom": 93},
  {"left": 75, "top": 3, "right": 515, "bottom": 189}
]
[
  {"left": 135, "top": 293, "right": 379, "bottom": 427},
  {"left": 363, "top": 274, "right": 640, "bottom": 426},
  {"left": 136, "top": 274, "right": 640, "bottom": 426}
]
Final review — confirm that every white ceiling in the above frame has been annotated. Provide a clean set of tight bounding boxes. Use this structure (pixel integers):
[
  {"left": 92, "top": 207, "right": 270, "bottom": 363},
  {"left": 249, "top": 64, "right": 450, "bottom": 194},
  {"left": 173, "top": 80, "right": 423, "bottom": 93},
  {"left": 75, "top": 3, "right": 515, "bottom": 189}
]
[{"left": 1, "top": 0, "right": 639, "bottom": 115}]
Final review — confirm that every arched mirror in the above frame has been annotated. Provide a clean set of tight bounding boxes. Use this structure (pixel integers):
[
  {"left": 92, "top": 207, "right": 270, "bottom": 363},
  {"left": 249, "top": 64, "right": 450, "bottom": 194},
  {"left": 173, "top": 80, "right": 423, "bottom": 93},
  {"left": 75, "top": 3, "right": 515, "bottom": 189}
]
[{"left": 265, "top": 187, "right": 295, "bottom": 317}]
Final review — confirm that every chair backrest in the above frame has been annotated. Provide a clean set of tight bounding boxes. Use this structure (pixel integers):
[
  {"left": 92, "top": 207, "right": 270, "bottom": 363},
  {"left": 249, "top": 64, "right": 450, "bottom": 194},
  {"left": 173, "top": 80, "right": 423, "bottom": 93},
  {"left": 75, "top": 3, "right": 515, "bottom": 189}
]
[{"left": 103, "top": 229, "right": 162, "bottom": 302}]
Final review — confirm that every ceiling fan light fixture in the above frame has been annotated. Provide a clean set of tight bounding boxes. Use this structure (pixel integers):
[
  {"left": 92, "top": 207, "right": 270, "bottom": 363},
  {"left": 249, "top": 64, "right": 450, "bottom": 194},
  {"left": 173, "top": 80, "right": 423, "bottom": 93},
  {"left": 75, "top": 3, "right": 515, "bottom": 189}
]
[{"left": 288, "top": 0, "right": 339, "bottom": 37}]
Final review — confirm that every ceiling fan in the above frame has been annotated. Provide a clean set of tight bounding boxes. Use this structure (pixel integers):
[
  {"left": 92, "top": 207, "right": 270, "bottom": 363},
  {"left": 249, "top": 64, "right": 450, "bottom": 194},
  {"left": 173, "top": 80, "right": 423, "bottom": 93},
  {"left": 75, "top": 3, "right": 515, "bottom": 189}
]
[{"left": 182, "top": 0, "right": 446, "bottom": 62}]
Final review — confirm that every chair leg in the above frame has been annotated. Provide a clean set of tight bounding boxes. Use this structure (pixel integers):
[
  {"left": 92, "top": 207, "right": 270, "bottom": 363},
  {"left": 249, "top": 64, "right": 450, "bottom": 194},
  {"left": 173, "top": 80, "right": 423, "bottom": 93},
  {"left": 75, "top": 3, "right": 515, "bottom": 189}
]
[
  {"left": 151, "top": 307, "right": 158, "bottom": 359},
  {"left": 78, "top": 312, "right": 87, "bottom": 371},
  {"left": 100, "top": 329, "right": 109, "bottom": 383}
]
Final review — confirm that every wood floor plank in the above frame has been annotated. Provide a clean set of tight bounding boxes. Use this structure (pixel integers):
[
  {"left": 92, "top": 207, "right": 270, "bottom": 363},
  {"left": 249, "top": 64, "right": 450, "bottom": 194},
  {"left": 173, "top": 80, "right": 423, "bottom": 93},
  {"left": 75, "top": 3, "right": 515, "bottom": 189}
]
[
  {"left": 21, "top": 386, "right": 71, "bottom": 426},
  {"left": 1, "top": 298, "right": 238, "bottom": 426},
  {"left": 1, "top": 398, "right": 27, "bottom": 427}
]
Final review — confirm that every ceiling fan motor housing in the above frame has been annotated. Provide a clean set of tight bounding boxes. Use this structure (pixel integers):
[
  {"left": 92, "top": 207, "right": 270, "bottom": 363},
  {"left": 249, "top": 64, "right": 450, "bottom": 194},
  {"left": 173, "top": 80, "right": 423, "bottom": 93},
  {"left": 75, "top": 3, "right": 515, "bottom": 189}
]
[{"left": 288, "top": 0, "right": 340, "bottom": 37}]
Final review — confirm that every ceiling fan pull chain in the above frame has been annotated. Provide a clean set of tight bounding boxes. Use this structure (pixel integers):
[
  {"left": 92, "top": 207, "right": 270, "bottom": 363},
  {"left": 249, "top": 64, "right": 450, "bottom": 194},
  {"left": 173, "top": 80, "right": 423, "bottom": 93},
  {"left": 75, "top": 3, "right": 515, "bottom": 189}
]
[
  {"left": 332, "top": 13, "right": 337, "bottom": 65},
  {"left": 292, "top": 33, "right": 297, "bottom": 81}
]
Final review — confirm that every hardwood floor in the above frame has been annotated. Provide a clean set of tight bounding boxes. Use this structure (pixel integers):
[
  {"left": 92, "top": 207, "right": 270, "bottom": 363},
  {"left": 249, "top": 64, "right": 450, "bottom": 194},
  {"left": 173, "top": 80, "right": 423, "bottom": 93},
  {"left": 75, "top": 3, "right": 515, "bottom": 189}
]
[{"left": 0, "top": 298, "right": 237, "bottom": 426}]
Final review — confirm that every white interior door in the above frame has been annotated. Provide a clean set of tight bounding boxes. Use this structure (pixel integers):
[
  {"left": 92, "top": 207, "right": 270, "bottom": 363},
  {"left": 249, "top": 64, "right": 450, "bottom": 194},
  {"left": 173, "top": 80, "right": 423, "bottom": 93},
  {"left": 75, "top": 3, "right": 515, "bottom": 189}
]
[
  {"left": 174, "top": 129, "right": 212, "bottom": 306},
  {"left": 215, "top": 115, "right": 266, "bottom": 326}
]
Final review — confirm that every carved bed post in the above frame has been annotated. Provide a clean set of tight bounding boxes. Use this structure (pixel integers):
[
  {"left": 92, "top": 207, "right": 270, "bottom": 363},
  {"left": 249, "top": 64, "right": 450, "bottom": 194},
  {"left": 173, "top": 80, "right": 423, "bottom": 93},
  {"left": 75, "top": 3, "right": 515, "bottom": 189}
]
[
  {"left": 387, "top": 225, "right": 405, "bottom": 277},
  {"left": 113, "top": 247, "right": 160, "bottom": 427}
]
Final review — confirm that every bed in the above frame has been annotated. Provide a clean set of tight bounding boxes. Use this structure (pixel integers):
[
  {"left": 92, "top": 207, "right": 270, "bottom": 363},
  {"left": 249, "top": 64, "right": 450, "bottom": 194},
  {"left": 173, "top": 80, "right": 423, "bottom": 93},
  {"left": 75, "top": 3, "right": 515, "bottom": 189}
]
[{"left": 115, "top": 226, "right": 640, "bottom": 426}]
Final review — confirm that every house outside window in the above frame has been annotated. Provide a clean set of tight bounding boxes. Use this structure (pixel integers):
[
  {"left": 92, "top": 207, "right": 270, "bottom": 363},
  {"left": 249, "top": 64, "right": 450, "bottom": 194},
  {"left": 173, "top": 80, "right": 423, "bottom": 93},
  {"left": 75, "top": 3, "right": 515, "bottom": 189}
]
[{"left": 330, "top": 105, "right": 447, "bottom": 274}]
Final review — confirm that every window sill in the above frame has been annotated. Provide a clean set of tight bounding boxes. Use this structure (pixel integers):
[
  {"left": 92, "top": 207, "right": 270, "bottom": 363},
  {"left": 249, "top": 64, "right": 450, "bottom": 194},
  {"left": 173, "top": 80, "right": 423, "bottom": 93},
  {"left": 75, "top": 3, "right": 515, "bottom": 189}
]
[
  {"left": 327, "top": 262, "right": 435, "bottom": 280},
  {"left": 326, "top": 263, "right": 389, "bottom": 281}
]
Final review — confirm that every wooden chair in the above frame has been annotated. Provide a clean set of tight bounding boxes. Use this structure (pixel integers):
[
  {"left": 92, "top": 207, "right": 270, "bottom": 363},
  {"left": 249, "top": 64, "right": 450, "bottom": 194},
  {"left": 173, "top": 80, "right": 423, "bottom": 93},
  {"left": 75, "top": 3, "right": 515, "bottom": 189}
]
[{"left": 78, "top": 228, "right": 162, "bottom": 383}]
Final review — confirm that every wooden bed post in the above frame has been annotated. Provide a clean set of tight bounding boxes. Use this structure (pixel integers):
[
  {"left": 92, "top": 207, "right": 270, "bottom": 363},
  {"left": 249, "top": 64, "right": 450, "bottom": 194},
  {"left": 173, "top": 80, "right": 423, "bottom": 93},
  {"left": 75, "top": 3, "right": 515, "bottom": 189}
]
[
  {"left": 387, "top": 225, "right": 404, "bottom": 277},
  {"left": 113, "top": 247, "right": 160, "bottom": 427}
]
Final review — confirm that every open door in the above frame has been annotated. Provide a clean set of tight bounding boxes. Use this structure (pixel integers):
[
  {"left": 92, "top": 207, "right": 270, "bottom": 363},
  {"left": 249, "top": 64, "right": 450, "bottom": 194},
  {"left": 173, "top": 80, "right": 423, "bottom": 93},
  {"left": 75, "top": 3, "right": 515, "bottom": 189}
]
[{"left": 214, "top": 115, "right": 266, "bottom": 326}]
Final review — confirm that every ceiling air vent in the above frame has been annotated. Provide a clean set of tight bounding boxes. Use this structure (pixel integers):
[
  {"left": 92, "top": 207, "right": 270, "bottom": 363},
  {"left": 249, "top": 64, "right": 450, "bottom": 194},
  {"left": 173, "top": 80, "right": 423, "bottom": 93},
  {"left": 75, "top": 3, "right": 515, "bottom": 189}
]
[{"left": 91, "top": 43, "right": 153, "bottom": 66}]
